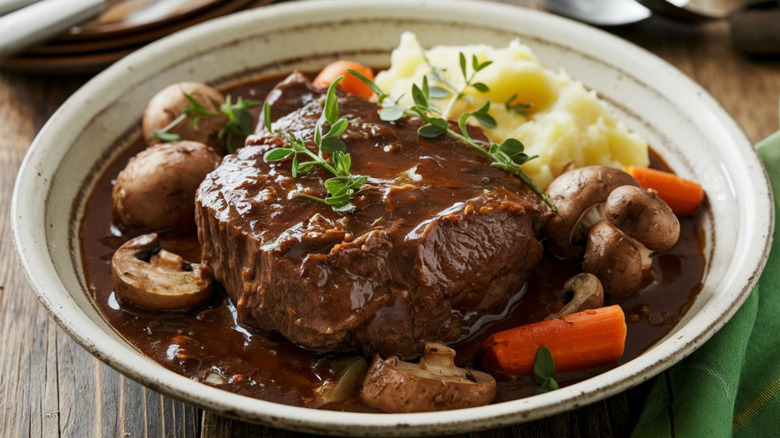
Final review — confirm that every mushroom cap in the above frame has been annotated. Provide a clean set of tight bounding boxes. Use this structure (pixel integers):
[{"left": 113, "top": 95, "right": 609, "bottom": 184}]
[
  {"left": 543, "top": 166, "right": 639, "bottom": 260},
  {"left": 605, "top": 185, "right": 680, "bottom": 252},
  {"left": 142, "top": 82, "right": 227, "bottom": 153},
  {"left": 112, "top": 141, "right": 222, "bottom": 230},
  {"left": 111, "top": 233, "right": 214, "bottom": 309},
  {"left": 583, "top": 221, "right": 649, "bottom": 296},
  {"left": 547, "top": 273, "right": 604, "bottom": 319},
  {"left": 360, "top": 343, "right": 496, "bottom": 413}
]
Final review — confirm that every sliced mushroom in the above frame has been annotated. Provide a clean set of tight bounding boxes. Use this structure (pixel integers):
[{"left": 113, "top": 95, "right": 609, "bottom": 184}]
[
  {"left": 543, "top": 166, "right": 639, "bottom": 259},
  {"left": 546, "top": 273, "right": 604, "bottom": 319},
  {"left": 143, "top": 82, "right": 227, "bottom": 153},
  {"left": 111, "top": 233, "right": 213, "bottom": 309},
  {"left": 112, "top": 141, "right": 221, "bottom": 230},
  {"left": 360, "top": 342, "right": 496, "bottom": 413},
  {"left": 582, "top": 221, "right": 653, "bottom": 296},
  {"left": 605, "top": 185, "right": 680, "bottom": 252}
]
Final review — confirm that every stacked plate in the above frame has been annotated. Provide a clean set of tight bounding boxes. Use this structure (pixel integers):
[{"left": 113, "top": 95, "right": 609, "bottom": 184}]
[{"left": 2, "top": 0, "right": 273, "bottom": 73}]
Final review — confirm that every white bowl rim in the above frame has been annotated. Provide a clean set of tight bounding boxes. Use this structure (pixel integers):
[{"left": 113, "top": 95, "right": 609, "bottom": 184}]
[{"left": 11, "top": 0, "right": 774, "bottom": 435}]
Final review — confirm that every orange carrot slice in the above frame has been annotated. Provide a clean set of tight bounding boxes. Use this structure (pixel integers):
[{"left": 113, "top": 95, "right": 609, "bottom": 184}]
[
  {"left": 625, "top": 166, "right": 704, "bottom": 216},
  {"left": 482, "top": 305, "right": 627, "bottom": 375},
  {"left": 313, "top": 60, "right": 375, "bottom": 100}
]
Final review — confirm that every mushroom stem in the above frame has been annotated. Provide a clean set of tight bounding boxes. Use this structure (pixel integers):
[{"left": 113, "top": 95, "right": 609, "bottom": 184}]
[
  {"left": 583, "top": 221, "right": 653, "bottom": 296},
  {"left": 546, "top": 273, "right": 604, "bottom": 319},
  {"left": 571, "top": 203, "right": 606, "bottom": 245}
]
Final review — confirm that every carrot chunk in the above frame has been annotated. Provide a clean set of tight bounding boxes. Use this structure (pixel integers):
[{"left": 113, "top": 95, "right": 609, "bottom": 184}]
[
  {"left": 482, "top": 305, "right": 627, "bottom": 375},
  {"left": 313, "top": 60, "right": 375, "bottom": 100},
  {"left": 625, "top": 166, "right": 704, "bottom": 216}
]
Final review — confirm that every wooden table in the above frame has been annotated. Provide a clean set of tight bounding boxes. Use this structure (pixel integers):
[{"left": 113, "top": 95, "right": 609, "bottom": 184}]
[{"left": 2, "top": 1, "right": 779, "bottom": 436}]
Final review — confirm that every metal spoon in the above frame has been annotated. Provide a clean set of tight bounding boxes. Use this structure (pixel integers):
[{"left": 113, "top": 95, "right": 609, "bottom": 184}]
[
  {"left": 638, "top": 0, "right": 780, "bottom": 54},
  {"left": 636, "top": 0, "right": 761, "bottom": 20},
  {"left": 0, "top": 0, "right": 104, "bottom": 57},
  {"left": 536, "top": 0, "right": 652, "bottom": 26},
  {"left": 537, "top": 0, "right": 780, "bottom": 55}
]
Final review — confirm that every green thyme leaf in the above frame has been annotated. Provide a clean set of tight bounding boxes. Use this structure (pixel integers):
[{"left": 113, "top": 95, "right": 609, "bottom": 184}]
[
  {"left": 458, "top": 113, "right": 472, "bottom": 140},
  {"left": 320, "top": 136, "right": 347, "bottom": 153},
  {"left": 182, "top": 92, "right": 217, "bottom": 130},
  {"left": 418, "top": 123, "right": 447, "bottom": 138},
  {"left": 263, "top": 101, "right": 273, "bottom": 132},
  {"left": 429, "top": 86, "right": 450, "bottom": 99},
  {"left": 328, "top": 118, "right": 349, "bottom": 138},
  {"left": 472, "top": 82, "right": 490, "bottom": 93},
  {"left": 499, "top": 138, "right": 527, "bottom": 164},
  {"left": 291, "top": 153, "right": 299, "bottom": 178},
  {"left": 219, "top": 95, "right": 262, "bottom": 153},
  {"left": 323, "top": 78, "right": 341, "bottom": 124},
  {"left": 537, "top": 377, "right": 559, "bottom": 394},
  {"left": 412, "top": 83, "right": 428, "bottom": 108},
  {"left": 473, "top": 57, "right": 493, "bottom": 72},
  {"left": 324, "top": 176, "right": 349, "bottom": 196},
  {"left": 505, "top": 93, "right": 532, "bottom": 116},
  {"left": 149, "top": 129, "right": 181, "bottom": 143},
  {"left": 533, "top": 346, "right": 559, "bottom": 394},
  {"left": 471, "top": 111, "right": 496, "bottom": 129},
  {"left": 346, "top": 68, "right": 388, "bottom": 103},
  {"left": 379, "top": 105, "right": 405, "bottom": 121},
  {"left": 263, "top": 148, "right": 294, "bottom": 161}
]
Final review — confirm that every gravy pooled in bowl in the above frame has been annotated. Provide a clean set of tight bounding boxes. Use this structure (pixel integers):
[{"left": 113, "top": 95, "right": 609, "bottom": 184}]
[{"left": 80, "top": 36, "right": 706, "bottom": 412}]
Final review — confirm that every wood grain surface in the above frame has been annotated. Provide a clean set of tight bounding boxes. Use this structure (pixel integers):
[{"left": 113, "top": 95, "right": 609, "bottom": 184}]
[{"left": 1, "top": 0, "right": 779, "bottom": 436}]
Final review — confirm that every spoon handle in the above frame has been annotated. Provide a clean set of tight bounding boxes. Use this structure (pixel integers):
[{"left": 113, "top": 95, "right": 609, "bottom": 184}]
[
  {"left": 0, "top": 0, "right": 104, "bottom": 57},
  {"left": 730, "top": 8, "right": 780, "bottom": 55},
  {"left": 0, "top": 0, "right": 39, "bottom": 15}
]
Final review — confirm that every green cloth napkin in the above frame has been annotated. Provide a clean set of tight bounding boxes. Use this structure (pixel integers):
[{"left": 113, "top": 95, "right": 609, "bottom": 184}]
[{"left": 632, "top": 114, "right": 780, "bottom": 437}]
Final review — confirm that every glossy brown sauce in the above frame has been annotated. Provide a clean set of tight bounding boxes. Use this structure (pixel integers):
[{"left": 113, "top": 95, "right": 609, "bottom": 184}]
[{"left": 80, "top": 75, "right": 705, "bottom": 410}]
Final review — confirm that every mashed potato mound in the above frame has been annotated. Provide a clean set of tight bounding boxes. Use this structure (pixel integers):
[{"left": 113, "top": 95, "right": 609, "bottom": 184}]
[{"left": 375, "top": 33, "right": 649, "bottom": 190}]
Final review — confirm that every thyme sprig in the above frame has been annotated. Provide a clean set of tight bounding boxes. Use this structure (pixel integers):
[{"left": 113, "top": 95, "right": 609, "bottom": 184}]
[
  {"left": 220, "top": 95, "right": 263, "bottom": 153},
  {"left": 147, "top": 92, "right": 261, "bottom": 153},
  {"left": 505, "top": 93, "right": 533, "bottom": 116},
  {"left": 348, "top": 68, "right": 556, "bottom": 212},
  {"left": 263, "top": 77, "right": 367, "bottom": 213},
  {"left": 440, "top": 53, "right": 492, "bottom": 119}
]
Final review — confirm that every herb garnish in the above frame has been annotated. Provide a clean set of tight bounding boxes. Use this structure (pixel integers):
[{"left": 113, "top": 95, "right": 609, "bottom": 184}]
[
  {"left": 533, "top": 346, "right": 559, "bottom": 394},
  {"left": 148, "top": 92, "right": 261, "bottom": 153},
  {"left": 505, "top": 93, "right": 533, "bottom": 116},
  {"left": 219, "top": 95, "right": 263, "bottom": 153},
  {"left": 348, "top": 66, "right": 556, "bottom": 212},
  {"left": 440, "top": 53, "right": 492, "bottom": 119},
  {"left": 263, "top": 76, "right": 367, "bottom": 213}
]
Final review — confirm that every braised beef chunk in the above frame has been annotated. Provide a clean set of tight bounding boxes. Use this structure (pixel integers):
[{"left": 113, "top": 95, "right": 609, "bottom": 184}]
[{"left": 195, "top": 72, "right": 545, "bottom": 359}]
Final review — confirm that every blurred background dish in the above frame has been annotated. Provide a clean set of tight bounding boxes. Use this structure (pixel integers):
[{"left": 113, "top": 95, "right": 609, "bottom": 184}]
[{"left": 0, "top": 0, "right": 274, "bottom": 73}]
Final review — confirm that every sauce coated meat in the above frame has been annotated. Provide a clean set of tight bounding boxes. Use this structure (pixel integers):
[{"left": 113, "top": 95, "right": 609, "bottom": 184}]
[
  {"left": 80, "top": 73, "right": 705, "bottom": 410},
  {"left": 196, "top": 72, "right": 545, "bottom": 359}
]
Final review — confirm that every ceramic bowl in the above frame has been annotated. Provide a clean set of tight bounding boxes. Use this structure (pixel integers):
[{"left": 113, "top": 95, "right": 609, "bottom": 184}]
[{"left": 12, "top": 0, "right": 773, "bottom": 435}]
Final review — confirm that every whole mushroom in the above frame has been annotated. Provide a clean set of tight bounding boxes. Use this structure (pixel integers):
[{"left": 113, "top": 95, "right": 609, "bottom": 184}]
[
  {"left": 582, "top": 221, "right": 651, "bottom": 296},
  {"left": 360, "top": 342, "right": 496, "bottom": 413},
  {"left": 542, "top": 166, "right": 639, "bottom": 260},
  {"left": 112, "top": 141, "right": 221, "bottom": 230},
  {"left": 143, "top": 82, "right": 227, "bottom": 153},
  {"left": 583, "top": 185, "right": 680, "bottom": 296},
  {"left": 543, "top": 166, "right": 681, "bottom": 296},
  {"left": 111, "top": 233, "right": 214, "bottom": 310},
  {"left": 604, "top": 185, "right": 680, "bottom": 252}
]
